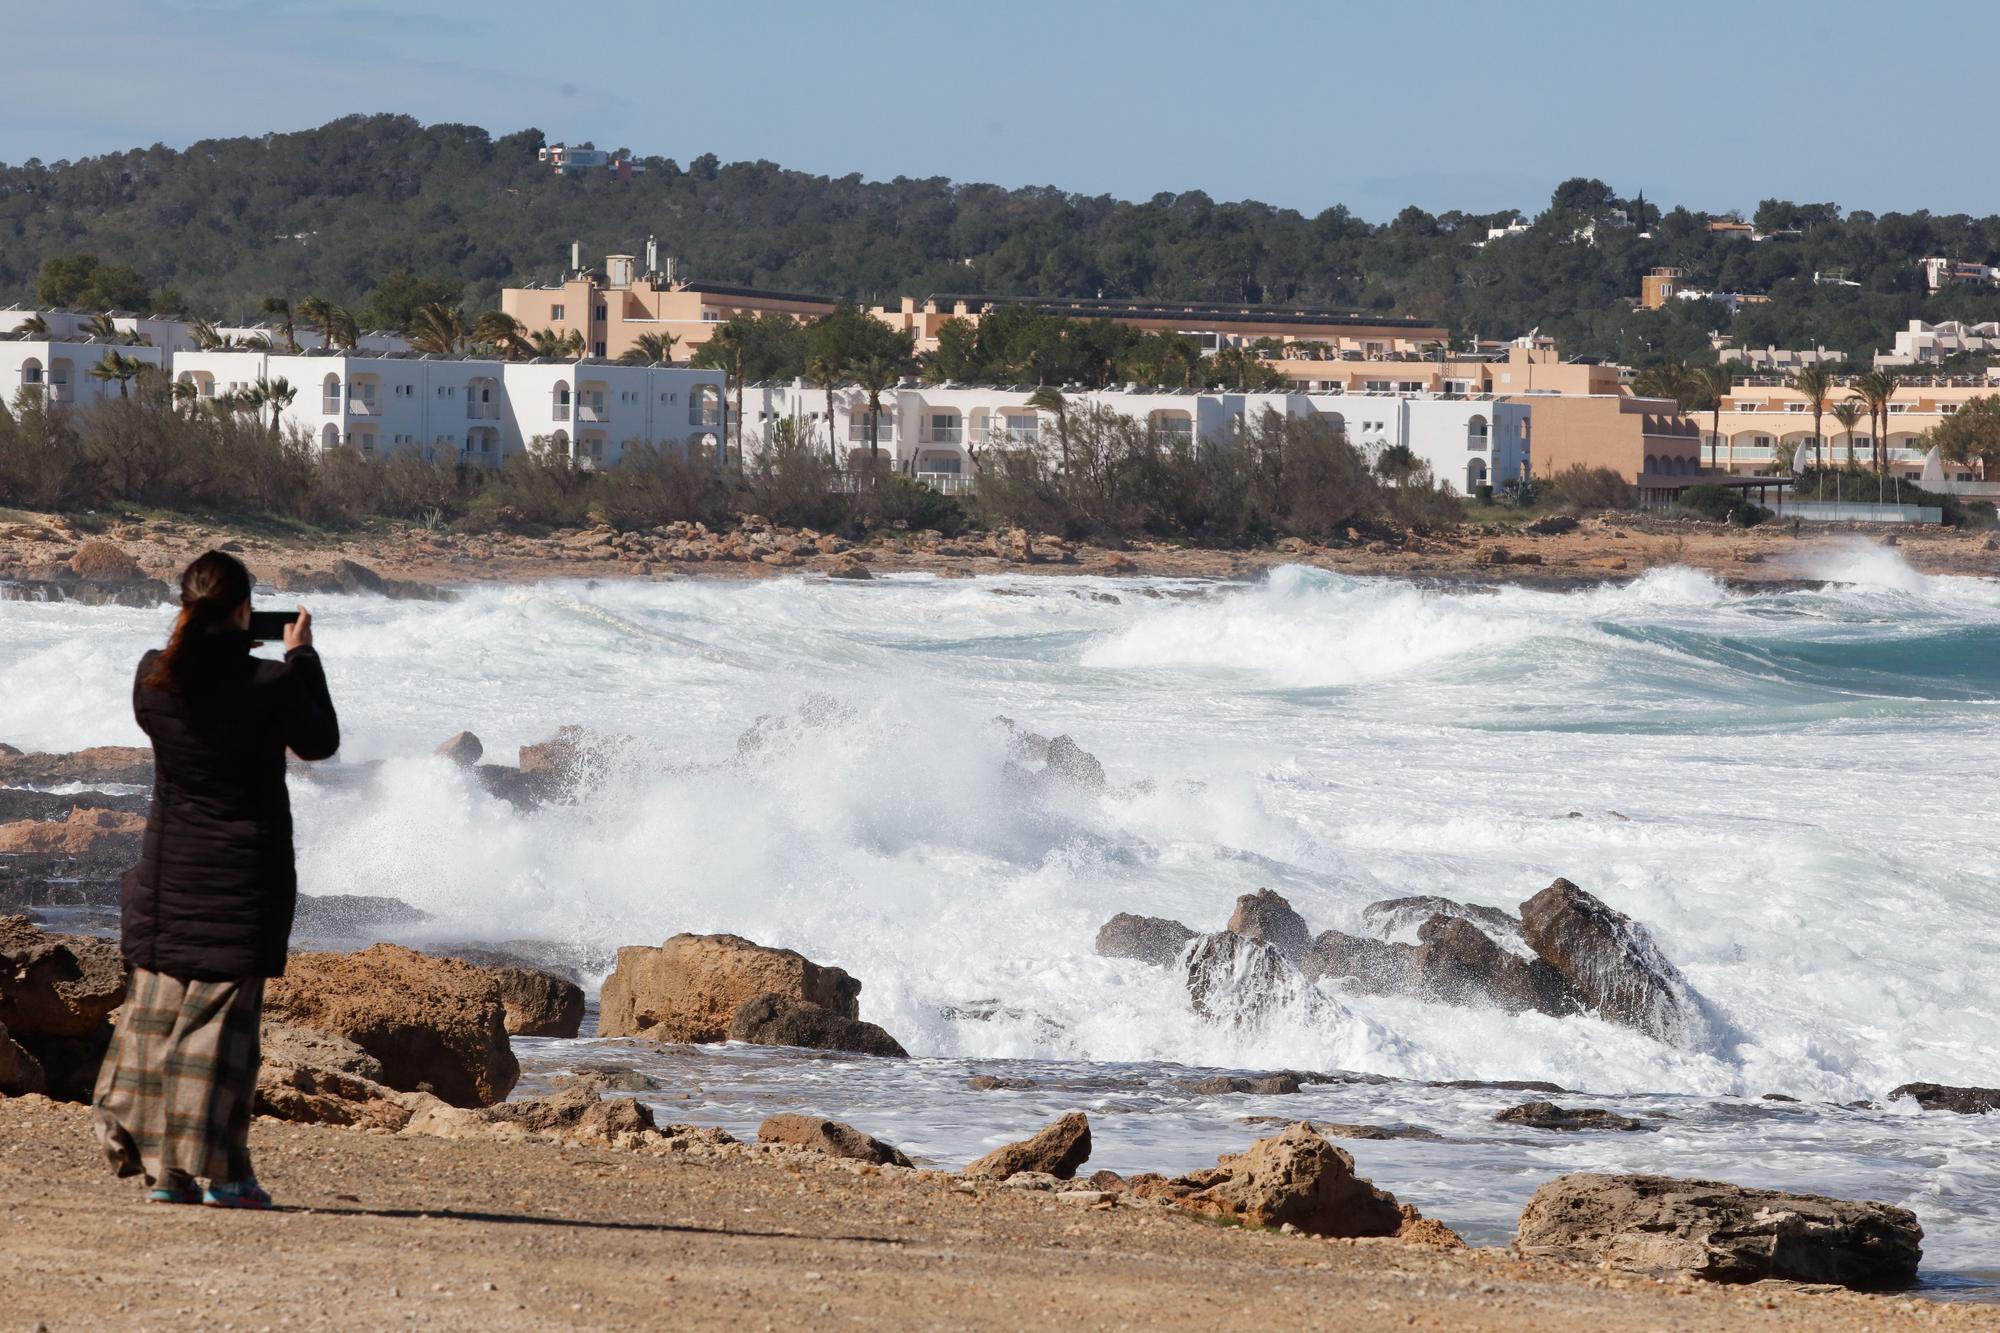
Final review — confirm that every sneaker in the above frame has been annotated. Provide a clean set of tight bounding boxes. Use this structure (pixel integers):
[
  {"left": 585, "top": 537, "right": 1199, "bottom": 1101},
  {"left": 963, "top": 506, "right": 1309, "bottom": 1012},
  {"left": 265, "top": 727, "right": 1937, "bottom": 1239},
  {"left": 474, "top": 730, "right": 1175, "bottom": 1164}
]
[
  {"left": 146, "top": 1181, "right": 202, "bottom": 1205},
  {"left": 201, "top": 1179, "right": 274, "bottom": 1210}
]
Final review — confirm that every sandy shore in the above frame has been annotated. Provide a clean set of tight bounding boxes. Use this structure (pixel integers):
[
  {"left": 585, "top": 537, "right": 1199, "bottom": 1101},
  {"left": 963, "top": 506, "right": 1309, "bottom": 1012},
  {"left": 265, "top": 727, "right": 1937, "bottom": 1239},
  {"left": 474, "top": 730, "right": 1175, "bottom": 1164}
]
[
  {"left": 1, "top": 1097, "right": 1988, "bottom": 1331},
  {"left": 4, "top": 508, "right": 1998, "bottom": 595}
]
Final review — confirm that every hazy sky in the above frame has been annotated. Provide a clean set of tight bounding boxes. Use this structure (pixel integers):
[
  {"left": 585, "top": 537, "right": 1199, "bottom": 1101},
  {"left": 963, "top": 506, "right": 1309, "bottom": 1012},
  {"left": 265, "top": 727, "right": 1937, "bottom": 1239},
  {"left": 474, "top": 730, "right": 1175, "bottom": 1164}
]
[{"left": 2, "top": 0, "right": 1989, "bottom": 222}]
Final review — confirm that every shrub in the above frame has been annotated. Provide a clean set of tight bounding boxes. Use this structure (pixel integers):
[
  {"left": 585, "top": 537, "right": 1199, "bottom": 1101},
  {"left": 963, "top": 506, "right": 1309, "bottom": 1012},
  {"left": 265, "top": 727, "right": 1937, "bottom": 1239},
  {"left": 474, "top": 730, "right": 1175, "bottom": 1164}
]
[{"left": 1541, "top": 464, "right": 1635, "bottom": 514}]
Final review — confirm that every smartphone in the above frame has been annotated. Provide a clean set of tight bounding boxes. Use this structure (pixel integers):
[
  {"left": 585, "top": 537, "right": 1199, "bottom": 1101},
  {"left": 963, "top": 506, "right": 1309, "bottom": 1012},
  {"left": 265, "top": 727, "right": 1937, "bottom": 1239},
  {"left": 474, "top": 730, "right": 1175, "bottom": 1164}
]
[{"left": 248, "top": 610, "right": 301, "bottom": 643}]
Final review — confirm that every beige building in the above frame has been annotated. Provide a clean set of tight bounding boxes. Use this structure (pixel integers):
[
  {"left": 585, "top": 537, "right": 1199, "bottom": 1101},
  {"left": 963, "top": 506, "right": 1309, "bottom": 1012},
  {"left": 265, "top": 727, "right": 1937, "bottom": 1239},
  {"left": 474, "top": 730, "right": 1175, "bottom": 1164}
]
[
  {"left": 1524, "top": 394, "right": 1706, "bottom": 492},
  {"left": 1703, "top": 375, "right": 1992, "bottom": 481}
]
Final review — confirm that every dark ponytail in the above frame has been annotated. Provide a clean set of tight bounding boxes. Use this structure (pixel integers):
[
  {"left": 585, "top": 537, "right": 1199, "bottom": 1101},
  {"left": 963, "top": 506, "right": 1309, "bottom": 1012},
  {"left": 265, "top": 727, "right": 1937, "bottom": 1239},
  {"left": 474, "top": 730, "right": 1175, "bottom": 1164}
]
[{"left": 145, "top": 551, "right": 254, "bottom": 690}]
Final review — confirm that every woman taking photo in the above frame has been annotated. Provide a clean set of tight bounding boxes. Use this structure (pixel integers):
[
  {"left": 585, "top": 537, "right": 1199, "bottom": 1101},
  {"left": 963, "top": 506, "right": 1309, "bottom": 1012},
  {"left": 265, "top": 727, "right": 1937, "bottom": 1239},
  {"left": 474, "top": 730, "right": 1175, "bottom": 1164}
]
[{"left": 94, "top": 550, "right": 338, "bottom": 1208}]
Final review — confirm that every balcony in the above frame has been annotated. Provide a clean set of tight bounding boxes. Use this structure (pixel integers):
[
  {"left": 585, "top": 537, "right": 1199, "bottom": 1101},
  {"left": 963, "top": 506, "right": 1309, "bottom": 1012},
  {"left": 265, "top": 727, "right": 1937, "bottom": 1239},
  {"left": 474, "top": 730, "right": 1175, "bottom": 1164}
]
[
  {"left": 552, "top": 403, "right": 571, "bottom": 421},
  {"left": 465, "top": 402, "right": 499, "bottom": 420},
  {"left": 322, "top": 396, "right": 342, "bottom": 414},
  {"left": 577, "top": 405, "right": 609, "bottom": 423},
  {"left": 1466, "top": 430, "right": 1489, "bottom": 451},
  {"left": 988, "top": 426, "right": 1038, "bottom": 448},
  {"left": 347, "top": 397, "right": 379, "bottom": 416},
  {"left": 922, "top": 425, "right": 964, "bottom": 444}
]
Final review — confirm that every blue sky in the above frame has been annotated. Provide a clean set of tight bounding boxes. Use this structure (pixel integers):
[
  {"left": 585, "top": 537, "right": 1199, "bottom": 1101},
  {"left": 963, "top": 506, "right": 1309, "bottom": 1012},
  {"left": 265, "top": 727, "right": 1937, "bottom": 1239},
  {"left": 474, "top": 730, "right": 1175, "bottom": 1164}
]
[{"left": 1, "top": 0, "right": 1988, "bottom": 222}]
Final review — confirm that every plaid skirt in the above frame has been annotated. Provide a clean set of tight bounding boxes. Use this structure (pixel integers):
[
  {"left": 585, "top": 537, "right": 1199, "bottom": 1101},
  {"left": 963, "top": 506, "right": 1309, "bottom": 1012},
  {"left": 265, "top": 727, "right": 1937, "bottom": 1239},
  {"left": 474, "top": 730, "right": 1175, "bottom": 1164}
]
[{"left": 92, "top": 968, "right": 264, "bottom": 1188}]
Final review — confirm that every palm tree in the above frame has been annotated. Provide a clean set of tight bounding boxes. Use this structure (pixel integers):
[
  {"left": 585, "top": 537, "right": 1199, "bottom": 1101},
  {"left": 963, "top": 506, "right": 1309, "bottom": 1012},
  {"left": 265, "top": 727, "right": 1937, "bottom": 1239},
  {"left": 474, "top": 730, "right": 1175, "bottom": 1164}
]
[
  {"left": 263, "top": 296, "right": 299, "bottom": 353},
  {"left": 171, "top": 378, "right": 202, "bottom": 417},
  {"left": 1027, "top": 385, "right": 1070, "bottom": 475},
  {"left": 471, "top": 311, "right": 532, "bottom": 361},
  {"left": 408, "top": 302, "right": 469, "bottom": 356},
  {"left": 1852, "top": 368, "right": 1898, "bottom": 474},
  {"left": 617, "top": 331, "right": 679, "bottom": 365},
  {"left": 82, "top": 312, "right": 120, "bottom": 342},
  {"left": 806, "top": 350, "right": 845, "bottom": 466},
  {"left": 297, "top": 296, "right": 338, "bottom": 350},
  {"left": 87, "top": 350, "right": 145, "bottom": 397},
  {"left": 1375, "top": 443, "right": 1421, "bottom": 487},
  {"left": 528, "top": 327, "right": 583, "bottom": 359},
  {"left": 1632, "top": 357, "right": 1697, "bottom": 405},
  {"left": 16, "top": 313, "right": 48, "bottom": 338},
  {"left": 1831, "top": 400, "right": 1865, "bottom": 468},
  {"left": 1693, "top": 362, "right": 1734, "bottom": 469},
  {"left": 1789, "top": 363, "right": 1834, "bottom": 468},
  {"left": 847, "top": 331, "right": 918, "bottom": 476},
  {"left": 699, "top": 323, "right": 750, "bottom": 457},
  {"left": 252, "top": 375, "right": 295, "bottom": 433}
]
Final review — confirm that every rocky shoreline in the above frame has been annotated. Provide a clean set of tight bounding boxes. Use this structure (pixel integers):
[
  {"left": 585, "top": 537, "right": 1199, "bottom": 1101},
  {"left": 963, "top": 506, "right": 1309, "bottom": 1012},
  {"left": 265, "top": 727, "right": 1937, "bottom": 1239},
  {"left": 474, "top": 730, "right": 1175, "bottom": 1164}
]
[{"left": 2, "top": 506, "right": 1998, "bottom": 603}]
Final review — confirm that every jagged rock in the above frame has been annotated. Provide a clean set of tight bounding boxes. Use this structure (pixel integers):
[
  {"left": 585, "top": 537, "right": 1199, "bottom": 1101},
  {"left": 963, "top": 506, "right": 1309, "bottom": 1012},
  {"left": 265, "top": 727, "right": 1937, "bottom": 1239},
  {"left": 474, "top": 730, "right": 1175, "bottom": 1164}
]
[
  {"left": 475, "top": 1087, "right": 657, "bottom": 1147},
  {"left": 435, "top": 731, "right": 484, "bottom": 766},
  {"left": 1093, "top": 913, "right": 1197, "bottom": 967},
  {"left": 290, "top": 893, "right": 431, "bottom": 939},
  {"left": 256, "top": 1022, "right": 414, "bottom": 1131},
  {"left": 1414, "top": 915, "right": 1578, "bottom": 1016},
  {"left": 1307, "top": 1122, "right": 1445, "bottom": 1143},
  {"left": 0, "top": 914, "right": 128, "bottom": 1040},
  {"left": 757, "top": 1113, "right": 911, "bottom": 1166},
  {"left": 0, "top": 1020, "right": 47, "bottom": 1096},
  {"left": 0, "top": 807, "right": 146, "bottom": 857},
  {"left": 968, "top": 1074, "right": 1038, "bottom": 1091},
  {"left": 1185, "top": 931, "right": 1331, "bottom": 1028},
  {"left": 727, "top": 992, "right": 907, "bottom": 1057},
  {"left": 1525, "top": 515, "right": 1581, "bottom": 536},
  {"left": 554, "top": 1067, "right": 660, "bottom": 1094},
  {"left": 964, "top": 1111, "right": 1091, "bottom": 1181},
  {"left": 261, "top": 1020, "right": 386, "bottom": 1080},
  {"left": 1042, "top": 735, "right": 1105, "bottom": 792},
  {"left": 1361, "top": 895, "right": 1524, "bottom": 949},
  {"left": 273, "top": 559, "right": 449, "bottom": 602},
  {"left": 263, "top": 944, "right": 519, "bottom": 1108},
  {"left": 1171, "top": 1123, "right": 1407, "bottom": 1238},
  {"left": 1888, "top": 1083, "right": 2000, "bottom": 1115},
  {"left": 824, "top": 554, "right": 872, "bottom": 580},
  {"left": 1516, "top": 1172, "right": 1921, "bottom": 1290},
  {"left": 422, "top": 953, "right": 584, "bottom": 1039},
  {"left": 0, "top": 788, "right": 148, "bottom": 823},
  {"left": 0, "top": 746, "right": 153, "bottom": 787},
  {"left": 1519, "top": 878, "right": 1710, "bottom": 1047},
  {"left": 1300, "top": 929, "right": 1416, "bottom": 993},
  {"left": 1496, "top": 1100, "right": 1648, "bottom": 1132},
  {"left": 1226, "top": 889, "right": 1311, "bottom": 963},
  {"left": 598, "top": 933, "right": 861, "bottom": 1043},
  {"left": 735, "top": 695, "right": 857, "bottom": 759},
  {"left": 1181, "top": 1073, "right": 1302, "bottom": 1096}
]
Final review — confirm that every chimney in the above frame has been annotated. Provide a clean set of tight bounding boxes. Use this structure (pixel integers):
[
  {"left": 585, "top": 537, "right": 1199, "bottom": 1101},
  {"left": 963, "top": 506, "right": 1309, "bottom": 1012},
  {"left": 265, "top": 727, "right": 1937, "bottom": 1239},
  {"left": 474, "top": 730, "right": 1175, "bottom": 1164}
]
[{"left": 569, "top": 240, "right": 582, "bottom": 274}]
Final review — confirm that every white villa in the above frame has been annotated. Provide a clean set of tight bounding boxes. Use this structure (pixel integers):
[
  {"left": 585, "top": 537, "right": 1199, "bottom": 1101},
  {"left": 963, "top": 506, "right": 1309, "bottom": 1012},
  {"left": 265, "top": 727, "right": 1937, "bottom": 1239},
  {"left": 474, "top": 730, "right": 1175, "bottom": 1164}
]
[
  {"left": 735, "top": 381, "right": 1530, "bottom": 496},
  {"left": 0, "top": 307, "right": 407, "bottom": 355}
]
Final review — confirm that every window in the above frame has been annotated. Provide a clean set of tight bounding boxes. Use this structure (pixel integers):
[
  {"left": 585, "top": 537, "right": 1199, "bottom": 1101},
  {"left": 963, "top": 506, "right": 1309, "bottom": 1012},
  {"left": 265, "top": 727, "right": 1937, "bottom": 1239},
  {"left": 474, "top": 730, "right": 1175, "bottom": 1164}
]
[
  {"left": 1365, "top": 380, "right": 1391, "bottom": 392},
  {"left": 550, "top": 304, "right": 566, "bottom": 321},
  {"left": 1397, "top": 381, "right": 1422, "bottom": 394},
  {"left": 594, "top": 306, "right": 607, "bottom": 321},
  {"left": 593, "top": 342, "right": 606, "bottom": 358}
]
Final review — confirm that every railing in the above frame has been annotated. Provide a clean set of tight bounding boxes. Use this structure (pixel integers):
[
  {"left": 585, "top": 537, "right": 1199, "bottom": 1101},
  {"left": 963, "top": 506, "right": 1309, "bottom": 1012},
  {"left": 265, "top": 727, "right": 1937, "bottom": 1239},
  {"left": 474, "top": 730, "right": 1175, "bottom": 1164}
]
[
  {"left": 1466, "top": 431, "right": 1489, "bottom": 450},
  {"left": 691, "top": 410, "right": 721, "bottom": 428},
  {"left": 922, "top": 426, "right": 964, "bottom": 444},
  {"left": 321, "top": 396, "right": 342, "bottom": 413},
  {"left": 1779, "top": 500, "right": 1943, "bottom": 525},
  {"left": 577, "top": 405, "right": 608, "bottom": 422},
  {"left": 989, "top": 426, "right": 1038, "bottom": 447},
  {"left": 552, "top": 403, "right": 570, "bottom": 421},
  {"left": 915, "top": 472, "right": 975, "bottom": 495},
  {"left": 348, "top": 398, "right": 378, "bottom": 416},
  {"left": 465, "top": 402, "right": 499, "bottom": 420}
]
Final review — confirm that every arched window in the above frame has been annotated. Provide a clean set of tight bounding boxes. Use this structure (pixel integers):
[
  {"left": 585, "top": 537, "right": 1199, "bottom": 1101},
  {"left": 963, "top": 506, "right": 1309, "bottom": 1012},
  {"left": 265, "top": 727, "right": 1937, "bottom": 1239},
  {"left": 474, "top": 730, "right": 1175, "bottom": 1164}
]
[
  {"left": 1466, "top": 414, "right": 1489, "bottom": 449},
  {"left": 1644, "top": 455, "right": 1659, "bottom": 474},
  {"left": 19, "top": 357, "right": 42, "bottom": 390},
  {"left": 1466, "top": 457, "right": 1488, "bottom": 493},
  {"left": 552, "top": 383, "right": 571, "bottom": 421},
  {"left": 690, "top": 384, "right": 722, "bottom": 428},
  {"left": 320, "top": 424, "right": 339, "bottom": 452},
  {"left": 322, "top": 373, "right": 341, "bottom": 413}
]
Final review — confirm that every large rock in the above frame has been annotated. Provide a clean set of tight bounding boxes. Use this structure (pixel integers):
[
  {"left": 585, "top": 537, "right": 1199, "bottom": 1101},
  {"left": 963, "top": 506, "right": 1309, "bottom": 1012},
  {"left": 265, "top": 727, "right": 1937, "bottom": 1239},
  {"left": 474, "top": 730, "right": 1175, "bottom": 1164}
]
[
  {"left": 1300, "top": 929, "right": 1415, "bottom": 993},
  {"left": 427, "top": 955, "right": 584, "bottom": 1039},
  {"left": 727, "top": 992, "right": 906, "bottom": 1057},
  {"left": 473, "top": 1086, "right": 658, "bottom": 1148},
  {"left": 0, "top": 1021, "right": 47, "bottom": 1096},
  {"left": 963, "top": 1111, "right": 1092, "bottom": 1181},
  {"left": 1515, "top": 1173, "right": 1922, "bottom": 1290},
  {"left": 1185, "top": 931, "right": 1330, "bottom": 1028},
  {"left": 0, "top": 807, "right": 146, "bottom": 857},
  {"left": 264, "top": 944, "right": 519, "bottom": 1108},
  {"left": 1172, "top": 1123, "right": 1407, "bottom": 1238},
  {"left": 1888, "top": 1083, "right": 2000, "bottom": 1115},
  {"left": 68, "top": 540, "right": 143, "bottom": 582},
  {"left": 1093, "top": 913, "right": 1197, "bottom": 967},
  {"left": 758, "top": 1113, "right": 911, "bottom": 1167},
  {"left": 1226, "top": 889, "right": 1311, "bottom": 963},
  {"left": 597, "top": 933, "right": 861, "bottom": 1042},
  {"left": 1519, "top": 879, "right": 1710, "bottom": 1047},
  {"left": 1495, "top": 1100, "right": 1648, "bottom": 1132},
  {"left": 0, "top": 746, "right": 153, "bottom": 787},
  {"left": 435, "top": 731, "right": 484, "bottom": 767},
  {"left": 257, "top": 1022, "right": 414, "bottom": 1131},
  {"left": 1414, "top": 915, "right": 1577, "bottom": 1017},
  {"left": 0, "top": 915, "right": 128, "bottom": 1039}
]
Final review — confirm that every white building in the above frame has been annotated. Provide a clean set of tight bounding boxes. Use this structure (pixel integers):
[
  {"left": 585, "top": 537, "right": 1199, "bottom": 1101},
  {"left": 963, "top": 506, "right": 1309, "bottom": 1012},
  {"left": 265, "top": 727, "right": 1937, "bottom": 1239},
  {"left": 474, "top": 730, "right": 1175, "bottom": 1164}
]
[
  {"left": 1874, "top": 318, "right": 2000, "bottom": 371},
  {"left": 735, "top": 382, "right": 1530, "bottom": 496},
  {"left": 0, "top": 307, "right": 407, "bottom": 355},
  {"left": 163, "top": 348, "right": 724, "bottom": 468},
  {"left": 0, "top": 337, "right": 167, "bottom": 409}
]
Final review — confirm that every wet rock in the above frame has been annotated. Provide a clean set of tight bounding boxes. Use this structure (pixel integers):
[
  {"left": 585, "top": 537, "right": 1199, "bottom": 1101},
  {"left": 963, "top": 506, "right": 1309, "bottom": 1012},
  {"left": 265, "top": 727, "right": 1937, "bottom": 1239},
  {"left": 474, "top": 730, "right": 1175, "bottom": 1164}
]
[
  {"left": 1361, "top": 895, "right": 1523, "bottom": 949},
  {"left": 735, "top": 695, "right": 857, "bottom": 759},
  {"left": 727, "top": 992, "right": 907, "bottom": 1058},
  {"left": 0, "top": 914, "right": 128, "bottom": 1041},
  {"left": 823, "top": 554, "right": 872, "bottom": 580},
  {"left": 435, "top": 731, "right": 484, "bottom": 766},
  {"left": 1515, "top": 1172, "right": 1921, "bottom": 1290},
  {"left": 968, "top": 1074, "right": 1038, "bottom": 1091},
  {"left": 0, "top": 746, "right": 153, "bottom": 787},
  {"left": 0, "top": 807, "right": 145, "bottom": 857},
  {"left": 597, "top": 932, "right": 861, "bottom": 1043},
  {"left": 1171, "top": 1123, "right": 1408, "bottom": 1238},
  {"left": 1429, "top": 1078, "right": 1570, "bottom": 1094},
  {"left": 1226, "top": 888, "right": 1311, "bottom": 964},
  {"left": 1185, "top": 932, "right": 1331, "bottom": 1028},
  {"left": 1043, "top": 735, "right": 1106, "bottom": 793},
  {"left": 483, "top": 964, "right": 585, "bottom": 1039},
  {"left": 1093, "top": 913, "right": 1197, "bottom": 967},
  {"left": 290, "top": 893, "right": 432, "bottom": 939},
  {"left": 1414, "top": 915, "right": 1578, "bottom": 1017},
  {"left": 1496, "top": 1100, "right": 1648, "bottom": 1132},
  {"left": 1519, "top": 878, "right": 1710, "bottom": 1047},
  {"left": 1181, "top": 1073, "right": 1302, "bottom": 1096},
  {"left": 757, "top": 1113, "right": 912, "bottom": 1167},
  {"left": 964, "top": 1111, "right": 1092, "bottom": 1181},
  {"left": 555, "top": 1067, "right": 662, "bottom": 1094},
  {"left": 1309, "top": 1122, "right": 1445, "bottom": 1142},
  {"left": 1300, "top": 929, "right": 1415, "bottom": 993},
  {"left": 0, "top": 788, "right": 148, "bottom": 823},
  {"left": 264, "top": 944, "right": 519, "bottom": 1108},
  {"left": 273, "top": 558, "right": 450, "bottom": 602},
  {"left": 1888, "top": 1082, "right": 2000, "bottom": 1115},
  {"left": 0, "top": 1020, "right": 47, "bottom": 1096}
]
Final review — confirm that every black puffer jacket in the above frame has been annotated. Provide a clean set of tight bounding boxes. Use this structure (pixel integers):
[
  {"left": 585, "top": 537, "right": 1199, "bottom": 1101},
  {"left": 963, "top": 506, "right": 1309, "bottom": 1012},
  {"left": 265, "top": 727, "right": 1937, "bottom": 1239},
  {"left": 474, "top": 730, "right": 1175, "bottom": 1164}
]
[{"left": 122, "top": 635, "right": 339, "bottom": 980}]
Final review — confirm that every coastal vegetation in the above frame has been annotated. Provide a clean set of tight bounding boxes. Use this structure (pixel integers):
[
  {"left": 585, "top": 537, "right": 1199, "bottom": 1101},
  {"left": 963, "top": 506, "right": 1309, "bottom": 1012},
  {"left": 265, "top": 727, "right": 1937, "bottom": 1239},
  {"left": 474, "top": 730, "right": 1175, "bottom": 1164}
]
[{"left": 8, "top": 116, "right": 2000, "bottom": 369}]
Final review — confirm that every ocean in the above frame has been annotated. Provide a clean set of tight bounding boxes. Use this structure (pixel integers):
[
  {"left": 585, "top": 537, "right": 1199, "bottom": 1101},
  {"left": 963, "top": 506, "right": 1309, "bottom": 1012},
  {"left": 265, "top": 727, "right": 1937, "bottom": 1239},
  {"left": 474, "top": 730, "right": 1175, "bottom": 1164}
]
[{"left": 4, "top": 545, "right": 1997, "bottom": 1291}]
